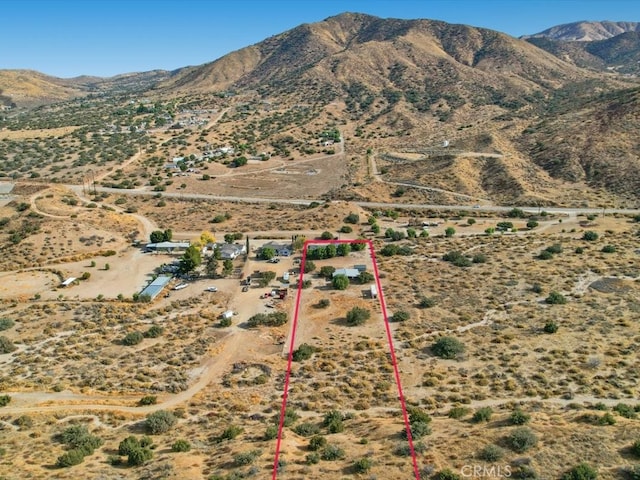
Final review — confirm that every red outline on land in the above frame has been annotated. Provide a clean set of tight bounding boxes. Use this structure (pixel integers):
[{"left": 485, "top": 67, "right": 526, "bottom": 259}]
[{"left": 271, "top": 239, "right": 421, "bottom": 479}]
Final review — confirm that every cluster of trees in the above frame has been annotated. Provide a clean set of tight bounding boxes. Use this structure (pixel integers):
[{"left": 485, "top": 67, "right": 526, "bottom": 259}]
[
  {"left": 122, "top": 324, "right": 163, "bottom": 346},
  {"left": 538, "top": 243, "right": 563, "bottom": 260},
  {"left": 247, "top": 311, "right": 288, "bottom": 328},
  {"left": 149, "top": 229, "right": 172, "bottom": 243},
  {"left": 55, "top": 424, "right": 104, "bottom": 468},
  {"left": 116, "top": 435, "right": 154, "bottom": 466},
  {"left": 306, "top": 241, "right": 365, "bottom": 260}
]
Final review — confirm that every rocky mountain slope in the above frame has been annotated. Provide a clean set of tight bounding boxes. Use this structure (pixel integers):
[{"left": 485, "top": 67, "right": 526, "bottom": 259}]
[{"left": 523, "top": 20, "right": 640, "bottom": 41}]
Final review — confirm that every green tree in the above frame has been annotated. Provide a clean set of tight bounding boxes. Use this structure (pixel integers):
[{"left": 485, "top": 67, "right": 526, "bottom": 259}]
[
  {"left": 304, "top": 260, "right": 316, "bottom": 273},
  {"left": 432, "top": 336, "right": 465, "bottom": 359},
  {"left": 345, "top": 213, "right": 360, "bottom": 224},
  {"left": 433, "top": 469, "right": 461, "bottom": 480},
  {"left": 118, "top": 436, "right": 141, "bottom": 456},
  {"left": 332, "top": 274, "right": 349, "bottom": 290},
  {"left": 56, "top": 449, "right": 85, "bottom": 467},
  {"left": 205, "top": 255, "right": 218, "bottom": 277},
  {"left": 336, "top": 243, "right": 351, "bottom": 256},
  {"left": 128, "top": 447, "right": 153, "bottom": 466},
  {"left": 445, "top": 227, "right": 456, "bottom": 237},
  {"left": 508, "top": 208, "right": 526, "bottom": 218},
  {"left": 472, "top": 407, "right": 493, "bottom": 422},
  {"left": 346, "top": 307, "right": 370, "bottom": 326},
  {"left": 179, "top": 245, "right": 201, "bottom": 274},
  {"left": 292, "top": 343, "right": 315, "bottom": 362},
  {"left": 354, "top": 457, "right": 372, "bottom": 473},
  {"left": 309, "top": 435, "right": 327, "bottom": 451},
  {"left": 507, "top": 427, "right": 538, "bottom": 453},
  {"left": 319, "top": 266, "right": 335, "bottom": 279},
  {"left": 321, "top": 444, "right": 345, "bottom": 461},
  {"left": 582, "top": 231, "right": 599, "bottom": 241},
  {"left": 391, "top": 310, "right": 410, "bottom": 322},
  {"left": 171, "top": 439, "right": 191, "bottom": 452},
  {"left": 510, "top": 408, "right": 531, "bottom": 425},
  {"left": 545, "top": 291, "right": 567, "bottom": 305},
  {"left": 320, "top": 231, "right": 334, "bottom": 240},
  {"left": 259, "top": 247, "right": 276, "bottom": 260},
  {"left": 561, "top": 463, "right": 597, "bottom": 480},
  {"left": 123, "top": 331, "right": 143, "bottom": 346},
  {"left": 419, "top": 296, "right": 436, "bottom": 308},
  {"left": 359, "top": 271, "right": 374, "bottom": 284},
  {"left": 145, "top": 410, "right": 177, "bottom": 434},
  {"left": 222, "top": 259, "right": 234, "bottom": 276}
]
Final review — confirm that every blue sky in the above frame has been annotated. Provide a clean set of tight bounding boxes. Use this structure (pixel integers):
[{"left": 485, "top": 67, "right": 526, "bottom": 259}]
[{"left": 2, "top": 0, "right": 639, "bottom": 78}]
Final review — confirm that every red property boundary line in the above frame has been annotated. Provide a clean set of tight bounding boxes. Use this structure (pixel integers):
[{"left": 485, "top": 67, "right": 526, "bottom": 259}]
[{"left": 271, "top": 239, "right": 421, "bottom": 479}]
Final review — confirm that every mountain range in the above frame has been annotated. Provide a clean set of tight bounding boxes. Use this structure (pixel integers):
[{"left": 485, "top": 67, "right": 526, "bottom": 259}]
[{"left": 1, "top": 14, "right": 640, "bottom": 205}]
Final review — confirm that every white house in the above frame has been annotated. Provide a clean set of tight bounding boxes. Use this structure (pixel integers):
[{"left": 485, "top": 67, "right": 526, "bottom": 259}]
[
  {"left": 215, "top": 243, "right": 246, "bottom": 260},
  {"left": 333, "top": 268, "right": 360, "bottom": 279}
]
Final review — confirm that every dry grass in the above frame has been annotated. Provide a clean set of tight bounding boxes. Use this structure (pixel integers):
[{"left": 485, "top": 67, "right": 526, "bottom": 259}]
[{"left": 0, "top": 198, "right": 639, "bottom": 479}]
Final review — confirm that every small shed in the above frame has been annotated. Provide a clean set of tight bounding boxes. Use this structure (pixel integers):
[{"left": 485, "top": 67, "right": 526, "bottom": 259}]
[
  {"left": 221, "top": 310, "right": 234, "bottom": 320},
  {"left": 283, "top": 271, "right": 290, "bottom": 282},
  {"left": 370, "top": 284, "right": 378, "bottom": 299},
  {"left": 60, "top": 277, "right": 77, "bottom": 288}
]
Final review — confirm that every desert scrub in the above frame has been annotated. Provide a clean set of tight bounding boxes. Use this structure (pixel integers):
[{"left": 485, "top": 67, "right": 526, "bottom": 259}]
[
  {"left": 145, "top": 410, "right": 177, "bottom": 434},
  {"left": 432, "top": 336, "right": 465, "bottom": 359},
  {"left": 506, "top": 427, "right": 538, "bottom": 453}
]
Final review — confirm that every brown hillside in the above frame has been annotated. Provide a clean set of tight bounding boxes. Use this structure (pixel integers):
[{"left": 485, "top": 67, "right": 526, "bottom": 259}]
[
  {"left": 0, "top": 70, "right": 84, "bottom": 107},
  {"left": 160, "top": 12, "right": 596, "bottom": 101}
]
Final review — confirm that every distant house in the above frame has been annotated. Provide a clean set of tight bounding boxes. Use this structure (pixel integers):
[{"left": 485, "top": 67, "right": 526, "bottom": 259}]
[
  {"left": 261, "top": 242, "right": 292, "bottom": 257},
  {"left": 215, "top": 243, "right": 246, "bottom": 260},
  {"left": 333, "top": 268, "right": 360, "bottom": 279},
  {"left": 145, "top": 241, "right": 190, "bottom": 254}
]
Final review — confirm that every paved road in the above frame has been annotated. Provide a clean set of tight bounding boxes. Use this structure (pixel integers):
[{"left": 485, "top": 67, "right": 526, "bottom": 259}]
[{"left": 64, "top": 184, "right": 640, "bottom": 217}]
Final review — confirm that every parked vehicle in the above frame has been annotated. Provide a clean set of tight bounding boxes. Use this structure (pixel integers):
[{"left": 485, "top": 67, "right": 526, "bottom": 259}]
[
  {"left": 205, "top": 286, "right": 218, "bottom": 292},
  {"left": 173, "top": 283, "right": 189, "bottom": 290}
]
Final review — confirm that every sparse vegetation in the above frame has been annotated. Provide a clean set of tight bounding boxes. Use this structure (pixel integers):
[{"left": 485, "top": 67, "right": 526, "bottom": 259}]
[
  {"left": 561, "top": 463, "right": 598, "bottom": 480},
  {"left": 432, "top": 336, "right": 465, "bottom": 359},
  {"left": 507, "top": 427, "right": 538, "bottom": 453},
  {"left": 345, "top": 306, "right": 370, "bottom": 326},
  {"left": 145, "top": 410, "right": 177, "bottom": 434}
]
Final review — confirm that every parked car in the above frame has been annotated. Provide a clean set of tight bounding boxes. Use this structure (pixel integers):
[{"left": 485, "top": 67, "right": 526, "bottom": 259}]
[
  {"left": 205, "top": 286, "right": 218, "bottom": 292},
  {"left": 268, "top": 258, "right": 280, "bottom": 263},
  {"left": 173, "top": 283, "right": 189, "bottom": 290}
]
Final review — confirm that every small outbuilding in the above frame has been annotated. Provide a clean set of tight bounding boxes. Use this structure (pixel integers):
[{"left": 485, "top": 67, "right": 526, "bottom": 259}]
[
  {"left": 139, "top": 275, "right": 172, "bottom": 300},
  {"left": 333, "top": 268, "right": 360, "bottom": 279},
  {"left": 60, "top": 277, "right": 77, "bottom": 288},
  {"left": 370, "top": 284, "right": 378, "bottom": 299}
]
